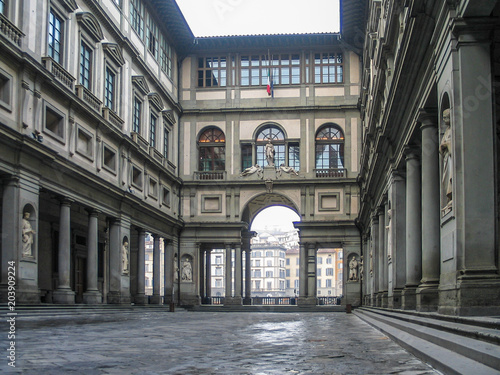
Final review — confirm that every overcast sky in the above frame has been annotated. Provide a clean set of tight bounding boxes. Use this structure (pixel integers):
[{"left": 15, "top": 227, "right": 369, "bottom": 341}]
[
  {"left": 251, "top": 206, "right": 301, "bottom": 232},
  {"left": 175, "top": 0, "right": 340, "bottom": 37}
]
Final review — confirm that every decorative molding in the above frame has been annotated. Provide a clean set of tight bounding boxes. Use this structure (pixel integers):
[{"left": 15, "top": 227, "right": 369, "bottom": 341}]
[
  {"left": 102, "top": 43, "right": 125, "bottom": 66},
  {"left": 76, "top": 12, "right": 104, "bottom": 42},
  {"left": 131, "top": 76, "right": 150, "bottom": 96},
  {"left": 60, "top": 0, "right": 78, "bottom": 12},
  {"left": 162, "top": 109, "right": 176, "bottom": 125},
  {"left": 148, "top": 92, "right": 164, "bottom": 111}
]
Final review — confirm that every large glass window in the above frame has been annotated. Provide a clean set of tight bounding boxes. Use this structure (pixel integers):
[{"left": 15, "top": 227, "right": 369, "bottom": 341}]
[
  {"left": 0, "top": 0, "right": 6, "bottom": 15},
  {"left": 256, "top": 126, "right": 285, "bottom": 167},
  {"left": 104, "top": 68, "right": 116, "bottom": 110},
  {"left": 132, "top": 97, "right": 142, "bottom": 133},
  {"left": 240, "top": 54, "right": 300, "bottom": 86},
  {"left": 241, "top": 144, "right": 252, "bottom": 170},
  {"left": 163, "top": 127, "right": 169, "bottom": 159},
  {"left": 130, "top": 0, "right": 144, "bottom": 39},
  {"left": 314, "top": 52, "right": 343, "bottom": 83},
  {"left": 315, "top": 124, "right": 344, "bottom": 169},
  {"left": 198, "top": 57, "right": 227, "bottom": 87},
  {"left": 48, "top": 9, "right": 63, "bottom": 64},
  {"left": 160, "top": 37, "right": 173, "bottom": 78},
  {"left": 79, "top": 41, "right": 92, "bottom": 89},
  {"left": 149, "top": 113, "right": 157, "bottom": 148},
  {"left": 198, "top": 128, "right": 225, "bottom": 171},
  {"left": 146, "top": 14, "right": 159, "bottom": 58}
]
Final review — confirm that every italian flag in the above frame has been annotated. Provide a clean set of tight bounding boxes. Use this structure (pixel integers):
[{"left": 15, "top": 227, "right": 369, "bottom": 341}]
[{"left": 267, "top": 68, "right": 273, "bottom": 97}]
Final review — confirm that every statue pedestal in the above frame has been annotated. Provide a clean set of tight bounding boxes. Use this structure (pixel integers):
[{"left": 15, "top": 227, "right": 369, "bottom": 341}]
[{"left": 263, "top": 166, "right": 276, "bottom": 180}]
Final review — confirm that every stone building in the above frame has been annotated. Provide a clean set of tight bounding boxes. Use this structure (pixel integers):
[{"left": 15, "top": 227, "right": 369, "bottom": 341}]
[{"left": 358, "top": 0, "right": 500, "bottom": 316}]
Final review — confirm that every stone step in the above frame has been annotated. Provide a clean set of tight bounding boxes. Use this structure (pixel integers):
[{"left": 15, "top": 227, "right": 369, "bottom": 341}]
[
  {"left": 188, "top": 304, "right": 346, "bottom": 313},
  {"left": 355, "top": 308, "right": 500, "bottom": 374}
]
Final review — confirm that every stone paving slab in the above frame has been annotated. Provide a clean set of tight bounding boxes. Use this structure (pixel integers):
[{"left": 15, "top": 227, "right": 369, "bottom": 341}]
[{"left": 1, "top": 311, "right": 441, "bottom": 374}]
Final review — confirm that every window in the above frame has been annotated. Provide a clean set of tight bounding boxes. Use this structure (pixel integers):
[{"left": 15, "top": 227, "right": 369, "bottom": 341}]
[
  {"left": 149, "top": 113, "right": 157, "bottom": 148},
  {"left": 265, "top": 271, "right": 273, "bottom": 278},
  {"left": 198, "top": 57, "right": 227, "bottom": 87},
  {"left": 267, "top": 282, "right": 272, "bottom": 290},
  {"left": 240, "top": 54, "right": 300, "bottom": 86},
  {"left": 48, "top": 9, "right": 63, "bottom": 64},
  {"left": 254, "top": 269, "right": 261, "bottom": 277},
  {"left": 317, "top": 280, "right": 321, "bottom": 288},
  {"left": 0, "top": 69, "right": 12, "bottom": 110},
  {"left": 294, "top": 280, "right": 299, "bottom": 289},
  {"left": 296, "top": 258, "right": 299, "bottom": 265},
  {"left": 255, "top": 260, "right": 261, "bottom": 267},
  {"left": 256, "top": 125, "right": 285, "bottom": 167},
  {"left": 132, "top": 97, "right": 142, "bottom": 133},
  {"left": 104, "top": 67, "right": 116, "bottom": 110},
  {"left": 286, "top": 259, "right": 290, "bottom": 266},
  {"left": 326, "top": 268, "right": 334, "bottom": 276},
  {"left": 79, "top": 41, "right": 92, "bottom": 89},
  {"left": 267, "top": 260, "right": 272, "bottom": 266},
  {"left": 286, "top": 269, "right": 290, "bottom": 277},
  {"left": 162, "top": 187, "right": 171, "bottom": 207},
  {"left": 326, "top": 279, "right": 332, "bottom": 288},
  {"left": 131, "top": 165, "right": 143, "bottom": 189},
  {"left": 241, "top": 144, "right": 252, "bottom": 170},
  {"left": 317, "top": 268, "right": 322, "bottom": 276},
  {"left": 265, "top": 251, "right": 273, "bottom": 257},
  {"left": 130, "top": 0, "right": 144, "bottom": 39},
  {"left": 198, "top": 127, "right": 225, "bottom": 171},
  {"left": 315, "top": 124, "right": 345, "bottom": 169},
  {"left": 146, "top": 14, "right": 159, "bottom": 58},
  {"left": 317, "top": 257, "right": 323, "bottom": 264},
  {"left": 76, "top": 126, "right": 93, "bottom": 159},
  {"left": 103, "top": 144, "right": 117, "bottom": 173},
  {"left": 288, "top": 142, "right": 300, "bottom": 170},
  {"left": 296, "top": 269, "right": 299, "bottom": 277},
  {"left": 255, "top": 280, "right": 261, "bottom": 290},
  {"left": 286, "top": 280, "right": 290, "bottom": 288},
  {"left": 160, "top": 37, "right": 173, "bottom": 78},
  {"left": 314, "top": 52, "right": 343, "bottom": 83},
  {"left": 326, "top": 257, "right": 332, "bottom": 264},
  {"left": 0, "top": 0, "right": 6, "bottom": 15},
  {"left": 44, "top": 105, "right": 64, "bottom": 139},
  {"left": 163, "top": 127, "right": 169, "bottom": 159}
]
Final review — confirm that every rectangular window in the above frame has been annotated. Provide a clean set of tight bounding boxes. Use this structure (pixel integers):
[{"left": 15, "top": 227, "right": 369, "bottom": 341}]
[
  {"left": 255, "top": 260, "right": 261, "bottom": 267},
  {"left": 198, "top": 57, "right": 227, "bottom": 87},
  {"left": 286, "top": 280, "right": 290, "bottom": 289},
  {"left": 265, "top": 271, "right": 273, "bottom": 278},
  {"left": 160, "top": 37, "right": 173, "bottom": 78},
  {"left": 286, "top": 269, "right": 290, "bottom": 277},
  {"left": 149, "top": 113, "right": 157, "bottom": 148},
  {"left": 317, "top": 257, "right": 323, "bottom": 264},
  {"left": 294, "top": 279, "right": 299, "bottom": 289},
  {"left": 79, "top": 41, "right": 92, "bottom": 89},
  {"left": 288, "top": 143, "right": 300, "bottom": 171},
  {"left": 296, "top": 258, "right": 299, "bottom": 265},
  {"left": 48, "top": 9, "right": 63, "bottom": 64},
  {"left": 103, "top": 145, "right": 117, "bottom": 172},
  {"left": 296, "top": 269, "right": 299, "bottom": 277},
  {"left": 314, "top": 52, "right": 343, "bottom": 83},
  {"left": 132, "top": 97, "right": 142, "bottom": 133},
  {"left": 255, "top": 280, "right": 261, "bottom": 290},
  {"left": 317, "top": 279, "right": 321, "bottom": 288},
  {"left": 267, "top": 281, "right": 272, "bottom": 290},
  {"left": 0, "top": 0, "right": 5, "bottom": 15},
  {"left": 146, "top": 15, "right": 159, "bottom": 59},
  {"left": 130, "top": 0, "right": 144, "bottom": 39},
  {"left": 326, "top": 257, "right": 332, "bottom": 264},
  {"left": 317, "top": 268, "right": 322, "bottom": 276},
  {"left": 45, "top": 106, "right": 64, "bottom": 139},
  {"left": 0, "top": 69, "right": 12, "bottom": 110},
  {"left": 241, "top": 144, "right": 252, "bottom": 170},
  {"left": 104, "top": 68, "right": 115, "bottom": 110},
  {"left": 254, "top": 269, "right": 261, "bottom": 277},
  {"left": 162, "top": 187, "right": 171, "bottom": 207},
  {"left": 326, "top": 268, "right": 334, "bottom": 276},
  {"left": 241, "top": 54, "right": 301, "bottom": 86},
  {"left": 265, "top": 251, "right": 273, "bottom": 257},
  {"left": 326, "top": 279, "right": 332, "bottom": 288},
  {"left": 286, "top": 259, "right": 290, "bottom": 266},
  {"left": 267, "top": 260, "right": 272, "bottom": 266},
  {"left": 163, "top": 127, "right": 169, "bottom": 159}
]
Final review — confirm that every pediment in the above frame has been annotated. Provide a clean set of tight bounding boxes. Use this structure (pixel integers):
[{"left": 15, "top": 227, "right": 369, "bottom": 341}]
[
  {"left": 76, "top": 12, "right": 104, "bottom": 42},
  {"left": 103, "top": 43, "right": 125, "bottom": 66},
  {"left": 61, "top": 0, "right": 78, "bottom": 12},
  {"left": 162, "top": 109, "right": 176, "bottom": 125},
  {"left": 132, "top": 76, "right": 150, "bottom": 96},
  {"left": 148, "top": 92, "right": 164, "bottom": 111}
]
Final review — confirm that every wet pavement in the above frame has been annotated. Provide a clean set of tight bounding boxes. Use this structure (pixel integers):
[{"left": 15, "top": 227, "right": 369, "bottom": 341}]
[{"left": 1, "top": 310, "right": 441, "bottom": 374}]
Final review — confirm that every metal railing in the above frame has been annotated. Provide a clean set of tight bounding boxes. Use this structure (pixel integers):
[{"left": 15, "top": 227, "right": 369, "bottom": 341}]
[
  {"left": 317, "top": 296, "right": 341, "bottom": 305},
  {"left": 253, "top": 297, "right": 296, "bottom": 305},
  {"left": 314, "top": 168, "right": 346, "bottom": 178}
]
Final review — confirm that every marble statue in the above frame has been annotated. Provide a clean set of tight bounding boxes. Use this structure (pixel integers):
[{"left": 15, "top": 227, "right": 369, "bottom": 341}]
[
  {"left": 439, "top": 108, "right": 453, "bottom": 214},
  {"left": 22, "top": 212, "right": 35, "bottom": 257},
  {"left": 278, "top": 164, "right": 299, "bottom": 176},
  {"left": 386, "top": 209, "right": 393, "bottom": 262},
  {"left": 240, "top": 164, "right": 263, "bottom": 178},
  {"left": 265, "top": 141, "right": 275, "bottom": 167},
  {"left": 349, "top": 256, "right": 359, "bottom": 281},
  {"left": 122, "top": 241, "right": 129, "bottom": 274},
  {"left": 181, "top": 257, "right": 192, "bottom": 281}
]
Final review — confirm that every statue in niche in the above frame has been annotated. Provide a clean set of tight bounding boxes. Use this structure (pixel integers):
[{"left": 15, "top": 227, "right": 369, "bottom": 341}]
[
  {"left": 181, "top": 257, "right": 192, "bottom": 282},
  {"left": 439, "top": 108, "right": 453, "bottom": 215},
  {"left": 278, "top": 164, "right": 299, "bottom": 176},
  {"left": 173, "top": 253, "right": 179, "bottom": 282},
  {"left": 349, "top": 255, "right": 359, "bottom": 281},
  {"left": 386, "top": 209, "right": 393, "bottom": 263},
  {"left": 240, "top": 164, "right": 263, "bottom": 178},
  {"left": 122, "top": 241, "right": 129, "bottom": 274},
  {"left": 359, "top": 256, "right": 364, "bottom": 281},
  {"left": 265, "top": 141, "right": 275, "bottom": 167},
  {"left": 22, "top": 212, "right": 35, "bottom": 257}
]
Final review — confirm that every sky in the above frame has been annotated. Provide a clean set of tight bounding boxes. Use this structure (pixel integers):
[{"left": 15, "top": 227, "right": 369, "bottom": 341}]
[
  {"left": 251, "top": 206, "right": 301, "bottom": 232},
  {"left": 175, "top": 0, "right": 340, "bottom": 37}
]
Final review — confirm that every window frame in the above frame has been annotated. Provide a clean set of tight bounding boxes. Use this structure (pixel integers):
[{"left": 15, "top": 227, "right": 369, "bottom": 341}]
[
  {"left": 104, "top": 66, "right": 117, "bottom": 111},
  {"left": 314, "top": 52, "right": 344, "bottom": 84},
  {"left": 253, "top": 124, "right": 300, "bottom": 170},
  {"left": 315, "top": 124, "right": 345, "bottom": 170},
  {"left": 149, "top": 111, "right": 157, "bottom": 148},
  {"left": 130, "top": 0, "right": 144, "bottom": 39},
  {"left": 79, "top": 39, "right": 93, "bottom": 90},
  {"left": 197, "top": 56, "right": 227, "bottom": 88},
  {"left": 48, "top": 7, "right": 65, "bottom": 65},
  {"left": 132, "top": 95, "right": 142, "bottom": 134},
  {"left": 198, "top": 127, "right": 226, "bottom": 172}
]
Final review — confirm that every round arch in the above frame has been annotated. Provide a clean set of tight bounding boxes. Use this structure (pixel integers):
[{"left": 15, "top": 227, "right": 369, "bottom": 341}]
[
  {"left": 241, "top": 192, "right": 300, "bottom": 226},
  {"left": 251, "top": 121, "right": 288, "bottom": 140}
]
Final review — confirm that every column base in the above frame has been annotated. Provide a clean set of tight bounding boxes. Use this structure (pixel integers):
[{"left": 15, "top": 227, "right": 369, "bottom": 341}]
[
  {"left": 438, "top": 277, "right": 500, "bottom": 316},
  {"left": 380, "top": 291, "right": 388, "bottom": 308},
  {"left": 9, "top": 289, "right": 40, "bottom": 304},
  {"left": 297, "top": 296, "right": 317, "bottom": 307},
  {"left": 401, "top": 286, "right": 418, "bottom": 310},
  {"left": 134, "top": 294, "right": 149, "bottom": 305},
  {"left": 53, "top": 288, "right": 75, "bottom": 304},
  {"left": 82, "top": 290, "right": 102, "bottom": 304},
  {"left": 375, "top": 292, "right": 383, "bottom": 307},
  {"left": 107, "top": 291, "right": 131, "bottom": 305},
  {"left": 243, "top": 297, "right": 252, "bottom": 305},
  {"left": 150, "top": 295, "right": 163, "bottom": 305},
  {"left": 416, "top": 283, "right": 439, "bottom": 312},
  {"left": 223, "top": 296, "right": 242, "bottom": 306},
  {"left": 388, "top": 288, "right": 403, "bottom": 309}
]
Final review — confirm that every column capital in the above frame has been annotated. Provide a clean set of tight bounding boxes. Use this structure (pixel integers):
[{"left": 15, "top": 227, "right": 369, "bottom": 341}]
[
  {"left": 451, "top": 17, "right": 497, "bottom": 42},
  {"left": 404, "top": 146, "right": 420, "bottom": 161},
  {"left": 418, "top": 108, "right": 438, "bottom": 129},
  {"left": 85, "top": 208, "right": 101, "bottom": 217},
  {"left": 59, "top": 197, "right": 74, "bottom": 206}
]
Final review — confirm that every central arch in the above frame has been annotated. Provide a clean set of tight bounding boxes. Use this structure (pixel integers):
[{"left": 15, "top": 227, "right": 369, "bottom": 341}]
[{"left": 241, "top": 192, "right": 300, "bottom": 225}]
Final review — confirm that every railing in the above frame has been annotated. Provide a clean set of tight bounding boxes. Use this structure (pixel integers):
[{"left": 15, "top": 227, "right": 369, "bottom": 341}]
[
  {"left": 75, "top": 84, "right": 102, "bottom": 113},
  {"left": 194, "top": 171, "right": 226, "bottom": 180},
  {"left": 205, "top": 296, "right": 224, "bottom": 305},
  {"left": 42, "top": 57, "right": 75, "bottom": 90},
  {"left": 253, "top": 297, "right": 296, "bottom": 305},
  {"left": 314, "top": 168, "right": 346, "bottom": 178},
  {"left": 317, "top": 296, "right": 341, "bottom": 305},
  {"left": 102, "top": 107, "right": 124, "bottom": 130},
  {"left": 0, "top": 13, "right": 24, "bottom": 46}
]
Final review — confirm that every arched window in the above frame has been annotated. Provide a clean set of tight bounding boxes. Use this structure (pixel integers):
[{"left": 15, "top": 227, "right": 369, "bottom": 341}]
[
  {"left": 198, "top": 127, "right": 225, "bottom": 171},
  {"left": 315, "top": 124, "right": 344, "bottom": 170},
  {"left": 256, "top": 126, "right": 285, "bottom": 167}
]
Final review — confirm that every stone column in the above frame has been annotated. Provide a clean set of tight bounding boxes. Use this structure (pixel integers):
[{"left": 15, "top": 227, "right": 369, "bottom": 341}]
[
  {"left": 402, "top": 150, "right": 421, "bottom": 310},
  {"left": 224, "top": 244, "right": 232, "bottom": 301},
  {"left": 378, "top": 208, "right": 386, "bottom": 307},
  {"left": 83, "top": 209, "right": 102, "bottom": 304},
  {"left": 233, "top": 243, "right": 242, "bottom": 303},
  {"left": 417, "top": 114, "right": 440, "bottom": 311},
  {"left": 53, "top": 198, "right": 75, "bottom": 304},
  {"left": 244, "top": 249, "right": 252, "bottom": 305},
  {"left": 150, "top": 235, "right": 162, "bottom": 304},
  {"left": 370, "top": 214, "right": 379, "bottom": 306},
  {"left": 299, "top": 243, "right": 307, "bottom": 299},
  {"left": 135, "top": 229, "right": 148, "bottom": 305},
  {"left": 306, "top": 243, "right": 317, "bottom": 306},
  {"left": 107, "top": 219, "right": 122, "bottom": 304},
  {"left": 163, "top": 239, "right": 174, "bottom": 304},
  {"left": 205, "top": 248, "right": 212, "bottom": 303}
]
